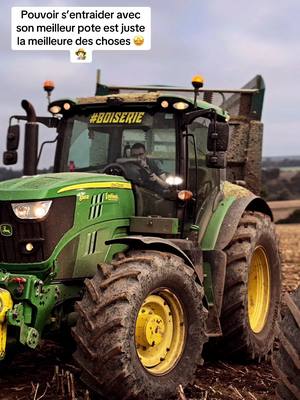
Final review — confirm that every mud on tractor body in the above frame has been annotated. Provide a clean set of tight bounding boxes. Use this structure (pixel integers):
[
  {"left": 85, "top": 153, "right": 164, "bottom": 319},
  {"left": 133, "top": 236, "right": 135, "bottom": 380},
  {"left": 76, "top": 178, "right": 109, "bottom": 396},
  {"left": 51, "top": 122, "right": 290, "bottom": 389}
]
[{"left": 0, "top": 74, "right": 281, "bottom": 399}]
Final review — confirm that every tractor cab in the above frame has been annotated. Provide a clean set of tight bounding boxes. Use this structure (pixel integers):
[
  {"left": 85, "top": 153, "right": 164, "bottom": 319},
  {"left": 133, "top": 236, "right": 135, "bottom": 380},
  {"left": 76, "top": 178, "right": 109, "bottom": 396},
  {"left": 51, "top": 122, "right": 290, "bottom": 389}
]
[{"left": 49, "top": 90, "right": 229, "bottom": 229}]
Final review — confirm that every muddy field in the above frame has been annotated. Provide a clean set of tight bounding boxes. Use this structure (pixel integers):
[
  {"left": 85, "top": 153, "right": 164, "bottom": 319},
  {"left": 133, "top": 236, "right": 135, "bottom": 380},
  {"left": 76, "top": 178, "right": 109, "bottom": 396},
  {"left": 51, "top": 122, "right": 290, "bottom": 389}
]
[{"left": 1, "top": 224, "right": 300, "bottom": 400}]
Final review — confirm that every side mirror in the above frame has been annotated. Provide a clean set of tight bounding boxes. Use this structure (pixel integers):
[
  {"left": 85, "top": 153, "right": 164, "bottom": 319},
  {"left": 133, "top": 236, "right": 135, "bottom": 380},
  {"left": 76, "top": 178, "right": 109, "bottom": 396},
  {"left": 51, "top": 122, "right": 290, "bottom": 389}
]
[
  {"left": 3, "top": 150, "right": 18, "bottom": 165},
  {"left": 207, "top": 121, "right": 229, "bottom": 152},
  {"left": 7, "top": 125, "right": 20, "bottom": 151}
]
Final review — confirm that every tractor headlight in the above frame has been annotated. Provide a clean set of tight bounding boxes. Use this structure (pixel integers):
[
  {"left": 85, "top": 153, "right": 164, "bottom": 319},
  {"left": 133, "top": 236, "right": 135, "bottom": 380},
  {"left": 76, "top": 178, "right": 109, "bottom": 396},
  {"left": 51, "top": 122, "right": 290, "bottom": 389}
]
[
  {"left": 165, "top": 175, "right": 183, "bottom": 186},
  {"left": 173, "top": 102, "right": 189, "bottom": 110},
  {"left": 49, "top": 105, "right": 61, "bottom": 114},
  {"left": 12, "top": 200, "right": 52, "bottom": 220},
  {"left": 48, "top": 99, "right": 75, "bottom": 115}
]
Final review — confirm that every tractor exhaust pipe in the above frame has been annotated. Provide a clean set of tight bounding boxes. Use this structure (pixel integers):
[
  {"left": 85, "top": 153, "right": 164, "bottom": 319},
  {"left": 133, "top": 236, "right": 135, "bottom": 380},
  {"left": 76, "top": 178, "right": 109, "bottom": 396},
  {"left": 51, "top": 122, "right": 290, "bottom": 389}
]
[{"left": 22, "top": 100, "right": 39, "bottom": 176}]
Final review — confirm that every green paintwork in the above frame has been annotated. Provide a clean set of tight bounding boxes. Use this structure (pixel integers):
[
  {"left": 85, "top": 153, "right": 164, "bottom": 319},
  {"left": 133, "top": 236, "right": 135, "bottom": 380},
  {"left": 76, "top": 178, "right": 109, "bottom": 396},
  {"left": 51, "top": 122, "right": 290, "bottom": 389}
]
[
  {"left": 199, "top": 196, "right": 236, "bottom": 312},
  {"left": 7, "top": 303, "right": 39, "bottom": 348},
  {"left": 201, "top": 196, "right": 236, "bottom": 251},
  {"left": 0, "top": 172, "right": 130, "bottom": 201},
  {"left": 67, "top": 219, "right": 131, "bottom": 278},
  {"left": 1, "top": 270, "right": 82, "bottom": 348},
  {"left": 203, "top": 262, "right": 214, "bottom": 306},
  {"left": 129, "top": 216, "right": 179, "bottom": 235},
  {"left": 0, "top": 172, "right": 135, "bottom": 349},
  {"left": 200, "top": 190, "right": 252, "bottom": 309},
  {"left": 0, "top": 172, "right": 134, "bottom": 277}
]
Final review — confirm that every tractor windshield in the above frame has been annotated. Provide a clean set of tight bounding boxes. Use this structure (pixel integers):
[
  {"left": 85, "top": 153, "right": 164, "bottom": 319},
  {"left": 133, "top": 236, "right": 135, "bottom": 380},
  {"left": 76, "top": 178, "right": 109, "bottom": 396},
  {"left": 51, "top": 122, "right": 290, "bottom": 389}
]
[
  {"left": 62, "top": 109, "right": 176, "bottom": 176},
  {"left": 58, "top": 108, "right": 217, "bottom": 220},
  {"left": 60, "top": 109, "right": 178, "bottom": 216},
  {"left": 59, "top": 108, "right": 217, "bottom": 219}
]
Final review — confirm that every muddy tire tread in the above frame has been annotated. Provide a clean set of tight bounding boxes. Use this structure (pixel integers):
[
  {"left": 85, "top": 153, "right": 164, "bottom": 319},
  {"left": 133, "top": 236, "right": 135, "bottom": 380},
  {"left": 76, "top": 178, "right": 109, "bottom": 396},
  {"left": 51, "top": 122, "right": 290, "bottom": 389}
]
[
  {"left": 72, "top": 250, "right": 207, "bottom": 400},
  {"left": 220, "top": 211, "right": 281, "bottom": 359},
  {"left": 273, "top": 288, "right": 300, "bottom": 400}
]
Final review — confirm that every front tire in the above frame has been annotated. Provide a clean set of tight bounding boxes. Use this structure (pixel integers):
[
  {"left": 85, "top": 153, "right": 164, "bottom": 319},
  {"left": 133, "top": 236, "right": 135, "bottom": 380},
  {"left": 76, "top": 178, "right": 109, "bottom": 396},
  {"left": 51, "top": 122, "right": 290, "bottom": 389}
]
[
  {"left": 72, "top": 250, "right": 207, "bottom": 399},
  {"left": 219, "top": 211, "right": 281, "bottom": 359}
]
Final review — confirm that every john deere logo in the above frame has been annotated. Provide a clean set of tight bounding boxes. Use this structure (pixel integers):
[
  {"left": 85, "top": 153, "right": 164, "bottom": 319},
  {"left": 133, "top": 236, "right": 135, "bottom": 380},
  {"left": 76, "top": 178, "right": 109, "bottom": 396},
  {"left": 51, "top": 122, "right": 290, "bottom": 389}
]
[{"left": 0, "top": 224, "right": 13, "bottom": 237}]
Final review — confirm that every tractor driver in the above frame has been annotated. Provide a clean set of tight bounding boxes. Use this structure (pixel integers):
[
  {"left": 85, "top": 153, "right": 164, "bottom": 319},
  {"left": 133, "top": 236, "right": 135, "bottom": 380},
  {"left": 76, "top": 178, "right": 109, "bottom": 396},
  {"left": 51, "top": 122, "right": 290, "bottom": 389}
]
[{"left": 130, "top": 143, "right": 169, "bottom": 190}]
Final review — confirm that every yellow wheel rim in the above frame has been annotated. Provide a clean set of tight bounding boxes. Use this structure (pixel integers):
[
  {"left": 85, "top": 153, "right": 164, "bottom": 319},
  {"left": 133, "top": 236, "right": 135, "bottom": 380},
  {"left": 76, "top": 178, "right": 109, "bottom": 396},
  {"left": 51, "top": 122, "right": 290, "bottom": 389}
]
[
  {"left": 248, "top": 246, "right": 271, "bottom": 333},
  {"left": 135, "top": 289, "right": 186, "bottom": 375}
]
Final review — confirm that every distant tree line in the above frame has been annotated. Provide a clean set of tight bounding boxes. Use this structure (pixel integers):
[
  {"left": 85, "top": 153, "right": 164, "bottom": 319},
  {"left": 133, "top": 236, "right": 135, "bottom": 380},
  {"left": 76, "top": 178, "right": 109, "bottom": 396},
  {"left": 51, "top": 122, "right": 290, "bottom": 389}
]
[
  {"left": 262, "top": 158, "right": 300, "bottom": 168},
  {"left": 0, "top": 167, "right": 22, "bottom": 181},
  {"left": 262, "top": 168, "right": 300, "bottom": 201},
  {"left": 0, "top": 167, "right": 53, "bottom": 181}
]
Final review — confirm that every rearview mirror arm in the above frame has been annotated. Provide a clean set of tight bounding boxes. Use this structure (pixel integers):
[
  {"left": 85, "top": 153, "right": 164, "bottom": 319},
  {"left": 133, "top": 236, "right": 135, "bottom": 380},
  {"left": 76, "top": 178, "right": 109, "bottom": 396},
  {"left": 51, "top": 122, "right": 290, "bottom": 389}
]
[
  {"left": 9, "top": 115, "right": 59, "bottom": 128},
  {"left": 182, "top": 108, "right": 216, "bottom": 127}
]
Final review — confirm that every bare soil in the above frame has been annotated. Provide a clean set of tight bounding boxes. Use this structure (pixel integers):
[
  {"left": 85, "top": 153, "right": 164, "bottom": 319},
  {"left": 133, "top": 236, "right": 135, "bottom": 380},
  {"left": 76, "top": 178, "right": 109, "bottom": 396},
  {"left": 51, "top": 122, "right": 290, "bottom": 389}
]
[{"left": 1, "top": 224, "right": 300, "bottom": 400}]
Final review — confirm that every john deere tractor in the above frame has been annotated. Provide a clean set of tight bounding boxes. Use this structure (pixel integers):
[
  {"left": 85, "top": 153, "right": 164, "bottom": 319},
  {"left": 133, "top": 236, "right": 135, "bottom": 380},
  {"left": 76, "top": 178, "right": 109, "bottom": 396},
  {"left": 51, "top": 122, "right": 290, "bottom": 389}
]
[{"left": 1, "top": 74, "right": 281, "bottom": 399}]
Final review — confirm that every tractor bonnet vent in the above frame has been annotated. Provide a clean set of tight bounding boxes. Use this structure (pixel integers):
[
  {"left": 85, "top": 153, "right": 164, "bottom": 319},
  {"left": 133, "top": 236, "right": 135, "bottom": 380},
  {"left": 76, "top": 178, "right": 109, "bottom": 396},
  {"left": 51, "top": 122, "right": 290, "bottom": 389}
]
[{"left": 89, "top": 193, "right": 104, "bottom": 220}]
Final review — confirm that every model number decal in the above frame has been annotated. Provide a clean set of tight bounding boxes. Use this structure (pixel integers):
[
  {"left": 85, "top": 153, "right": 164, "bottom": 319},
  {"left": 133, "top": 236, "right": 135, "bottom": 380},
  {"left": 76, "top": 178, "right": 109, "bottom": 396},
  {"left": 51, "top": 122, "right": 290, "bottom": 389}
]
[
  {"left": 105, "top": 193, "right": 119, "bottom": 201},
  {"left": 78, "top": 192, "right": 90, "bottom": 202}
]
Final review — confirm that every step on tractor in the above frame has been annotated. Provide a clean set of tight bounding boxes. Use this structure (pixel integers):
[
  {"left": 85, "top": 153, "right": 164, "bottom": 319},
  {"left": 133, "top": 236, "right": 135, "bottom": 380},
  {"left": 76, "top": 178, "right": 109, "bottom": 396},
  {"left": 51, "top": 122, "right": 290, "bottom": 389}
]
[{"left": 1, "top": 73, "right": 281, "bottom": 399}]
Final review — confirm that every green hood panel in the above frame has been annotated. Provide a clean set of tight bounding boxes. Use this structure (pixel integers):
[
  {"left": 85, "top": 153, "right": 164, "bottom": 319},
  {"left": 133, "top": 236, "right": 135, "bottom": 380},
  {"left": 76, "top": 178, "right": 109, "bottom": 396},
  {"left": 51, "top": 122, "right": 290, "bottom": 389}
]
[{"left": 0, "top": 173, "right": 131, "bottom": 201}]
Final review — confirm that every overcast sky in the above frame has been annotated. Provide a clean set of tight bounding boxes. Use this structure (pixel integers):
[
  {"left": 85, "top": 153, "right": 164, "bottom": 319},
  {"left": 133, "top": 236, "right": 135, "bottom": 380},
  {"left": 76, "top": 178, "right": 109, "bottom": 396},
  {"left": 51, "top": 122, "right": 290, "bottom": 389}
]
[{"left": 1, "top": 0, "right": 300, "bottom": 169}]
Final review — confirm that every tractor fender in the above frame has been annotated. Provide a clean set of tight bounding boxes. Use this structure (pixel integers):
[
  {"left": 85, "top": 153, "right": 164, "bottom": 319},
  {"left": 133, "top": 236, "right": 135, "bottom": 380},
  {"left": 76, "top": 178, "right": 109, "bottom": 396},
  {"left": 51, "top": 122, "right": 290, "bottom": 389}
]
[
  {"left": 200, "top": 195, "right": 272, "bottom": 335},
  {"left": 106, "top": 235, "right": 194, "bottom": 268},
  {"left": 214, "top": 196, "right": 273, "bottom": 251}
]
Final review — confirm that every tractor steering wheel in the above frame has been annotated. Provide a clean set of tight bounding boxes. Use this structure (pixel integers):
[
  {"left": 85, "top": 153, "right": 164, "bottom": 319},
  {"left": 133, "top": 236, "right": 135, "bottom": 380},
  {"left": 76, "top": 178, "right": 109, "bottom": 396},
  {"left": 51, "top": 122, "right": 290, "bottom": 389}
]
[{"left": 102, "top": 163, "right": 127, "bottom": 177}]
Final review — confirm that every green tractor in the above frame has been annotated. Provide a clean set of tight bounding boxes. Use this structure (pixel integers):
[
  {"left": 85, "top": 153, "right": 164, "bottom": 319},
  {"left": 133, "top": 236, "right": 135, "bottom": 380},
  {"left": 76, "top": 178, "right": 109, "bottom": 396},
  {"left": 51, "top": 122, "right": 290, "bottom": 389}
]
[{"left": 1, "top": 73, "right": 281, "bottom": 399}]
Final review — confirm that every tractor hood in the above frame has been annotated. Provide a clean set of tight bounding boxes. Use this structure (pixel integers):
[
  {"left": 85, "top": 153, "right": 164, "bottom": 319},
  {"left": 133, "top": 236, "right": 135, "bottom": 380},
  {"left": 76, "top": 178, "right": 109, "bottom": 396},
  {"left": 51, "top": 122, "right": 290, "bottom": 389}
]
[{"left": 0, "top": 172, "right": 132, "bottom": 201}]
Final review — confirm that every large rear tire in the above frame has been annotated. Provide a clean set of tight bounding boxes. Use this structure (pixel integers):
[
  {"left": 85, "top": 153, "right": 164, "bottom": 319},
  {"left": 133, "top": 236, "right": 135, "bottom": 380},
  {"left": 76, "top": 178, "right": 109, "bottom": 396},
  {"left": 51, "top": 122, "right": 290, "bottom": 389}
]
[
  {"left": 72, "top": 250, "right": 207, "bottom": 399},
  {"left": 272, "top": 287, "right": 300, "bottom": 400},
  {"left": 219, "top": 211, "right": 281, "bottom": 359}
]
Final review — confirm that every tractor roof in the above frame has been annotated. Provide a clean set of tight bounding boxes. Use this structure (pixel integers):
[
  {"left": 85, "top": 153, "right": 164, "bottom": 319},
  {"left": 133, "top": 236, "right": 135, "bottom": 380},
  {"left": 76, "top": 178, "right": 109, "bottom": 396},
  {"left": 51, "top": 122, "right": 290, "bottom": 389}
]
[
  {"left": 49, "top": 75, "right": 265, "bottom": 122},
  {"left": 74, "top": 92, "right": 229, "bottom": 119}
]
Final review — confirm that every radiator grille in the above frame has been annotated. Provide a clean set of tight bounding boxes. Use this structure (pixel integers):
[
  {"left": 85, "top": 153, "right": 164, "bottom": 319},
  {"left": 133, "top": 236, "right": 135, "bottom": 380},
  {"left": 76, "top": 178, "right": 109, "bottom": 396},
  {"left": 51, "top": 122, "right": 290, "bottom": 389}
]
[{"left": 0, "top": 197, "right": 75, "bottom": 263}]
